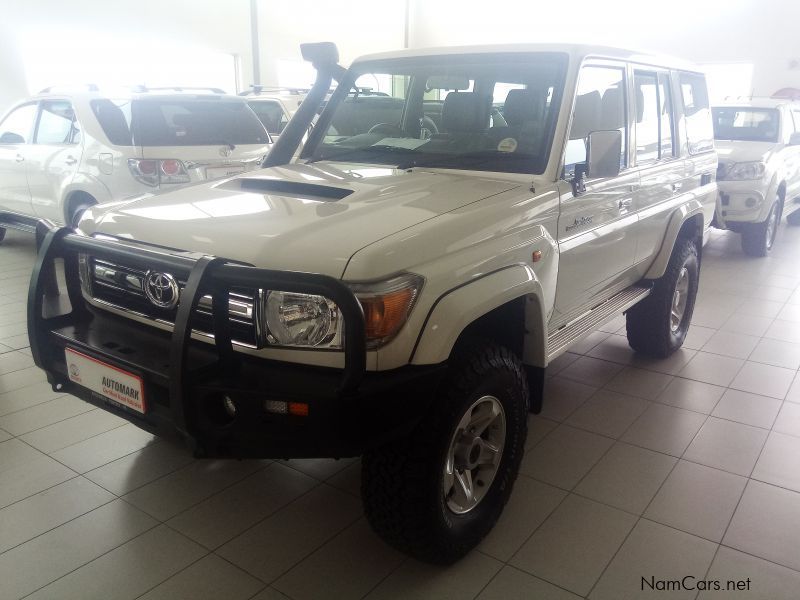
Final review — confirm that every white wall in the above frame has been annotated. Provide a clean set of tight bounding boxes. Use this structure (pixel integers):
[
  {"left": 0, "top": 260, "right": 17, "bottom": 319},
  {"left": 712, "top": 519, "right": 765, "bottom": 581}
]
[
  {"left": 2, "top": 0, "right": 798, "bottom": 116},
  {"left": 408, "top": 0, "right": 800, "bottom": 97},
  {"left": 0, "top": 0, "right": 407, "bottom": 116}
]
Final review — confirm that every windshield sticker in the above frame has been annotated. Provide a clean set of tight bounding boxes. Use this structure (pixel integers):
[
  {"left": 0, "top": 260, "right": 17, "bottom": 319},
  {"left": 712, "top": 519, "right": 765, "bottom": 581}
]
[{"left": 497, "top": 137, "right": 518, "bottom": 153}]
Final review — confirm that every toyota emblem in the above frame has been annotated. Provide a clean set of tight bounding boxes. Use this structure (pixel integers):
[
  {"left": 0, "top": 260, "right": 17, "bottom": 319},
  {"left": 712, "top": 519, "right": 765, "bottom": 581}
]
[
  {"left": 219, "top": 146, "right": 233, "bottom": 157},
  {"left": 144, "top": 271, "right": 180, "bottom": 309}
]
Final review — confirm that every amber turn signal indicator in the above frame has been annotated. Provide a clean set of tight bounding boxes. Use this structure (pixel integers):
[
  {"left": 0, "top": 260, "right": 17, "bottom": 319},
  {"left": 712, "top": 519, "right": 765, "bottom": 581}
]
[{"left": 359, "top": 287, "right": 416, "bottom": 340}]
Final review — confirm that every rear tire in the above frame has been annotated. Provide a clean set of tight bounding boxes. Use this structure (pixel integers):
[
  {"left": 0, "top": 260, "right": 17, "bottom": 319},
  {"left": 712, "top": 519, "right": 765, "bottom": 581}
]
[
  {"left": 626, "top": 238, "right": 699, "bottom": 358},
  {"left": 741, "top": 202, "right": 779, "bottom": 257},
  {"left": 361, "top": 341, "right": 528, "bottom": 564}
]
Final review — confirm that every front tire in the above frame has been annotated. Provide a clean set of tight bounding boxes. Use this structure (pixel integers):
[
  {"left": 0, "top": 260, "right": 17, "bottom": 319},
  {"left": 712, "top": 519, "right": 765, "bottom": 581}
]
[
  {"left": 741, "top": 202, "right": 779, "bottom": 257},
  {"left": 626, "top": 238, "right": 699, "bottom": 358},
  {"left": 361, "top": 341, "right": 528, "bottom": 564},
  {"left": 0, "top": 227, "right": 5, "bottom": 244}
]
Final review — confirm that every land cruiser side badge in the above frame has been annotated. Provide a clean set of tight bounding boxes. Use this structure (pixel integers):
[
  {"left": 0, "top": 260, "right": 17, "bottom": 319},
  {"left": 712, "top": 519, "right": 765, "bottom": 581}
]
[{"left": 565, "top": 216, "right": 593, "bottom": 232}]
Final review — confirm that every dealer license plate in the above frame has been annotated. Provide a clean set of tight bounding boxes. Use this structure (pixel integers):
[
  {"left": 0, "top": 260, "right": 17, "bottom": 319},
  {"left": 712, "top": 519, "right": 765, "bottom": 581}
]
[{"left": 65, "top": 348, "right": 146, "bottom": 414}]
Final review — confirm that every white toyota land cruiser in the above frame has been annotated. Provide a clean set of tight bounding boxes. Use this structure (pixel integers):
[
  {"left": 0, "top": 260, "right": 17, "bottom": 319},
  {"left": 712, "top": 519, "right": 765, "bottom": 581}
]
[
  {"left": 28, "top": 42, "right": 717, "bottom": 564},
  {"left": 712, "top": 99, "right": 800, "bottom": 255}
]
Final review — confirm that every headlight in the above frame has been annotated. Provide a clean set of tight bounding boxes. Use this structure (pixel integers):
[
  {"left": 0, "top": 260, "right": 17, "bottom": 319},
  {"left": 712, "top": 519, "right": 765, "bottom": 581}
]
[
  {"left": 264, "top": 291, "right": 342, "bottom": 348},
  {"left": 350, "top": 273, "right": 424, "bottom": 349},
  {"left": 261, "top": 273, "right": 423, "bottom": 350},
  {"left": 725, "top": 161, "right": 766, "bottom": 181}
]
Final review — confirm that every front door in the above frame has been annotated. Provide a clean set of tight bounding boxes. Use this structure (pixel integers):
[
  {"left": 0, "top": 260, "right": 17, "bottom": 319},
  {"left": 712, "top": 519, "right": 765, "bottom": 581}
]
[
  {"left": 27, "top": 99, "right": 84, "bottom": 223},
  {"left": 554, "top": 62, "right": 639, "bottom": 322},
  {"left": 0, "top": 102, "right": 38, "bottom": 219}
]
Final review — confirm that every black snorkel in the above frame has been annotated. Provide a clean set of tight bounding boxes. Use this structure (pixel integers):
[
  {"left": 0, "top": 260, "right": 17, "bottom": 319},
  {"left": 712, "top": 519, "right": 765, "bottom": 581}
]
[{"left": 262, "top": 42, "right": 346, "bottom": 168}]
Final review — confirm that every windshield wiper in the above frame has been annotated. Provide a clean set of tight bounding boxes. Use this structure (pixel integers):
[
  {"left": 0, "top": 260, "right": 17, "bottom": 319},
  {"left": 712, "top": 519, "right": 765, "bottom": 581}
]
[
  {"left": 397, "top": 151, "right": 505, "bottom": 170},
  {"left": 306, "top": 144, "right": 418, "bottom": 164}
]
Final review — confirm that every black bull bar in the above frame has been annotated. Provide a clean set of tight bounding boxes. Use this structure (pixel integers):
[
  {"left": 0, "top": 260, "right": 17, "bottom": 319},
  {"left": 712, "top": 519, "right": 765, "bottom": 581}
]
[{"left": 27, "top": 221, "right": 370, "bottom": 454}]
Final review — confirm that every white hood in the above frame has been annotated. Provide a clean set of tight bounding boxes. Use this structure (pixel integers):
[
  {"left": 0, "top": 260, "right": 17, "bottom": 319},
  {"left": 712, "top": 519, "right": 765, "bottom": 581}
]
[
  {"left": 715, "top": 140, "right": 777, "bottom": 166},
  {"left": 79, "top": 162, "right": 520, "bottom": 278}
]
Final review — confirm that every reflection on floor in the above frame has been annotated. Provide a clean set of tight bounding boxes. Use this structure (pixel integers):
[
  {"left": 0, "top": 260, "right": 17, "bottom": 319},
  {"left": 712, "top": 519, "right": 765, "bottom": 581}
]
[{"left": 2, "top": 222, "right": 800, "bottom": 599}]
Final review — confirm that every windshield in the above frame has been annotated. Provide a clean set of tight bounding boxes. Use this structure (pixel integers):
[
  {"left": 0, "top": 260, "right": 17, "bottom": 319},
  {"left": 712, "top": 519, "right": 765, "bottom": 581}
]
[
  {"left": 305, "top": 53, "right": 567, "bottom": 174},
  {"left": 712, "top": 107, "right": 780, "bottom": 143},
  {"left": 91, "top": 98, "right": 270, "bottom": 146}
]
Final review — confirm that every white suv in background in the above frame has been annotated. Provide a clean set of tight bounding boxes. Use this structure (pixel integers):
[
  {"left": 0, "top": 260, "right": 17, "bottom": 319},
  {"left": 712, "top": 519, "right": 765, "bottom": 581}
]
[
  {"left": 0, "top": 88, "right": 272, "bottom": 241},
  {"left": 712, "top": 99, "right": 800, "bottom": 255}
]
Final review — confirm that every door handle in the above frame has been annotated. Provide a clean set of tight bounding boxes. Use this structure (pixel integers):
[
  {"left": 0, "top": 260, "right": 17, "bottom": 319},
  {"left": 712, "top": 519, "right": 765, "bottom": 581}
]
[
  {"left": 15, "top": 154, "right": 24, "bottom": 163},
  {"left": 65, "top": 156, "right": 77, "bottom": 166},
  {"left": 619, "top": 198, "right": 633, "bottom": 209}
]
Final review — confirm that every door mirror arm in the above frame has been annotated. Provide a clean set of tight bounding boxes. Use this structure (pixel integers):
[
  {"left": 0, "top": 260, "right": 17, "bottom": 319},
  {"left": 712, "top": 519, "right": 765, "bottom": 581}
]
[{"left": 572, "top": 163, "right": 588, "bottom": 196}]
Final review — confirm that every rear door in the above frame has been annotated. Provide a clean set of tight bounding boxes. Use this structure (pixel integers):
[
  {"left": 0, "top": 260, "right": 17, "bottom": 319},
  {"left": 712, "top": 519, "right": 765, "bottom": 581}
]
[
  {"left": 26, "top": 99, "right": 84, "bottom": 223},
  {"left": 0, "top": 102, "right": 38, "bottom": 218},
  {"left": 134, "top": 97, "right": 271, "bottom": 182},
  {"left": 554, "top": 62, "right": 640, "bottom": 320},
  {"left": 631, "top": 69, "right": 686, "bottom": 268}
]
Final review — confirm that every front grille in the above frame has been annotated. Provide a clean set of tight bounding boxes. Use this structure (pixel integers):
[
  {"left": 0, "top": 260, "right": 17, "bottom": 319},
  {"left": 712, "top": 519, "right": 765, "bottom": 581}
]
[{"left": 87, "top": 257, "right": 259, "bottom": 346}]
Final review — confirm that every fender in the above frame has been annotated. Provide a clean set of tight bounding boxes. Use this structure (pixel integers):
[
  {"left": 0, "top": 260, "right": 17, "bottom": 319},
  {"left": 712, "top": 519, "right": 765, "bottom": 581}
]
[
  {"left": 411, "top": 264, "right": 547, "bottom": 367},
  {"left": 644, "top": 198, "right": 704, "bottom": 280},
  {"left": 759, "top": 173, "right": 783, "bottom": 221}
]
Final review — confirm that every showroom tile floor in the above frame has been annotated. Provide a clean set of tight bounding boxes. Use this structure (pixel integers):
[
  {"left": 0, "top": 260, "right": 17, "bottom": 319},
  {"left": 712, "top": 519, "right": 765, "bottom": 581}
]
[{"left": 2, "top": 223, "right": 800, "bottom": 599}]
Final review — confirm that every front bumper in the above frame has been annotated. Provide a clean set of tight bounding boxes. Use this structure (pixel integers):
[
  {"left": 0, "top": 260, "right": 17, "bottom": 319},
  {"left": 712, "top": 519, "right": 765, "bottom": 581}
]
[
  {"left": 715, "top": 181, "right": 768, "bottom": 227},
  {"left": 28, "top": 223, "right": 442, "bottom": 458}
]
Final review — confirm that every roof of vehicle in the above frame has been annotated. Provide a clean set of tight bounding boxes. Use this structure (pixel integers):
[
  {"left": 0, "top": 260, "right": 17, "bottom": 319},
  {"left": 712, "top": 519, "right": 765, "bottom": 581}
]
[
  {"left": 713, "top": 97, "right": 800, "bottom": 109},
  {"left": 353, "top": 43, "right": 701, "bottom": 72}
]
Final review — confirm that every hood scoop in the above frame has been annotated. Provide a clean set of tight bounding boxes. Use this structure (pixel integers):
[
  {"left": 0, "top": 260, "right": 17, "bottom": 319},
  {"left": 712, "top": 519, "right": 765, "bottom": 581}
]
[{"left": 238, "top": 178, "right": 354, "bottom": 201}]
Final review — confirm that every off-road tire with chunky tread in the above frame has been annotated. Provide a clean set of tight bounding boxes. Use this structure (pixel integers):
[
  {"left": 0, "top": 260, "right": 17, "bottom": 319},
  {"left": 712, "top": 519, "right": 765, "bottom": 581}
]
[
  {"left": 361, "top": 340, "right": 528, "bottom": 564},
  {"left": 741, "top": 202, "right": 779, "bottom": 257},
  {"left": 626, "top": 238, "right": 699, "bottom": 358}
]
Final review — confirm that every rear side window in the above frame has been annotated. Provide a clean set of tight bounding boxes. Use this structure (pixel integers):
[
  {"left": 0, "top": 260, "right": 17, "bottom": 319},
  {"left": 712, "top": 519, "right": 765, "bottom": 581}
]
[
  {"left": 634, "top": 72, "right": 660, "bottom": 163},
  {"left": 91, "top": 98, "right": 270, "bottom": 146},
  {"left": 35, "top": 100, "right": 80, "bottom": 145},
  {"left": 679, "top": 72, "right": 714, "bottom": 154},
  {"left": 0, "top": 103, "right": 37, "bottom": 144}
]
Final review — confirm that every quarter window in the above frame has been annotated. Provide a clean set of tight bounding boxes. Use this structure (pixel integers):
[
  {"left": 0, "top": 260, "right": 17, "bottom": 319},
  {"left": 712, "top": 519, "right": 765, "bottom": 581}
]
[
  {"left": 679, "top": 72, "right": 714, "bottom": 154},
  {"left": 565, "top": 65, "right": 627, "bottom": 176},
  {"left": 35, "top": 101, "right": 79, "bottom": 145},
  {"left": 0, "top": 103, "right": 37, "bottom": 144}
]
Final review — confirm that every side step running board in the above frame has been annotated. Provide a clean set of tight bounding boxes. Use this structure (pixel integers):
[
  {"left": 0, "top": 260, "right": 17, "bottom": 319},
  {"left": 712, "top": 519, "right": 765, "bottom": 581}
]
[{"left": 546, "top": 285, "right": 651, "bottom": 362}]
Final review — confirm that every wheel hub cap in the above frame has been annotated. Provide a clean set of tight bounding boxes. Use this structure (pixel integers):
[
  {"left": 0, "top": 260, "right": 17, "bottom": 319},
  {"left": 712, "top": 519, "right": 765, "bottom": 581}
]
[
  {"left": 443, "top": 395, "right": 506, "bottom": 515},
  {"left": 670, "top": 266, "right": 689, "bottom": 333}
]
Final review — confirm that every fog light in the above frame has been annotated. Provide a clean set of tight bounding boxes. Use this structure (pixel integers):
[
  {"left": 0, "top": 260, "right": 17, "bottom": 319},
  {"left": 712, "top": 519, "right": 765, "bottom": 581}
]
[
  {"left": 265, "top": 400, "right": 288, "bottom": 414},
  {"left": 746, "top": 197, "right": 757, "bottom": 208}
]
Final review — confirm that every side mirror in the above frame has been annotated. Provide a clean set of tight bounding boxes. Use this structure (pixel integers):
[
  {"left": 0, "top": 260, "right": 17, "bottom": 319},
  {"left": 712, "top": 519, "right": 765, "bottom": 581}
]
[
  {"left": 789, "top": 132, "right": 800, "bottom": 146},
  {"left": 0, "top": 132, "right": 25, "bottom": 144},
  {"left": 587, "top": 130, "right": 622, "bottom": 178}
]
